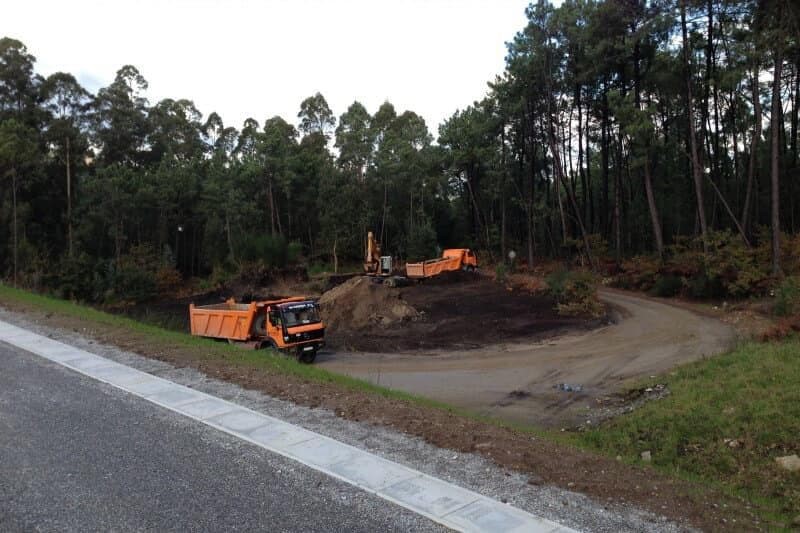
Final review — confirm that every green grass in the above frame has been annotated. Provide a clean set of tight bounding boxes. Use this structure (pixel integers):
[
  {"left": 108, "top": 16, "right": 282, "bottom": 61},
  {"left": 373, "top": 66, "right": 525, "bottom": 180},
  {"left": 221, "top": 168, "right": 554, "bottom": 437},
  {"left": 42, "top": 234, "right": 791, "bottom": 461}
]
[{"left": 574, "top": 339, "right": 800, "bottom": 525}]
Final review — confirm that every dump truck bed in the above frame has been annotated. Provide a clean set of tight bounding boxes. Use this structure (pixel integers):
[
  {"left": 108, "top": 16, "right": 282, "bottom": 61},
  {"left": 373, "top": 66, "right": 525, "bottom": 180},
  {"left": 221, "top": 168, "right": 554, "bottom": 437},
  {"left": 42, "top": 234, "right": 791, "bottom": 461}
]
[
  {"left": 405, "top": 249, "right": 477, "bottom": 279},
  {"left": 189, "top": 301, "right": 258, "bottom": 341},
  {"left": 405, "top": 256, "right": 462, "bottom": 278}
]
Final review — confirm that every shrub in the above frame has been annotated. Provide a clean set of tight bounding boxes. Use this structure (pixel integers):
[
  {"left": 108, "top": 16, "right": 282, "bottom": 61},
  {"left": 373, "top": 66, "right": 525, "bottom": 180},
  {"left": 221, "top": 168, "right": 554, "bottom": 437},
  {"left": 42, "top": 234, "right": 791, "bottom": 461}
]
[
  {"left": 615, "top": 230, "right": 774, "bottom": 300},
  {"left": 287, "top": 241, "right": 304, "bottom": 264},
  {"left": 615, "top": 255, "right": 662, "bottom": 291},
  {"left": 155, "top": 266, "right": 182, "bottom": 297},
  {"left": 47, "top": 253, "right": 98, "bottom": 301},
  {"left": 650, "top": 274, "right": 683, "bottom": 297},
  {"left": 546, "top": 269, "right": 603, "bottom": 317},
  {"left": 495, "top": 263, "right": 508, "bottom": 283},
  {"left": 105, "top": 244, "right": 162, "bottom": 304},
  {"left": 774, "top": 276, "right": 800, "bottom": 317},
  {"left": 111, "top": 264, "right": 157, "bottom": 304}
]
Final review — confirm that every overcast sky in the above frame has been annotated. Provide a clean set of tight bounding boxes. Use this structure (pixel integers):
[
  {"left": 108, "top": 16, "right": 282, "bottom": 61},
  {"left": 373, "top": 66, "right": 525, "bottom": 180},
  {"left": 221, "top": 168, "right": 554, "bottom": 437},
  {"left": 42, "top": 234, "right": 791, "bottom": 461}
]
[{"left": 4, "top": 0, "right": 530, "bottom": 137}]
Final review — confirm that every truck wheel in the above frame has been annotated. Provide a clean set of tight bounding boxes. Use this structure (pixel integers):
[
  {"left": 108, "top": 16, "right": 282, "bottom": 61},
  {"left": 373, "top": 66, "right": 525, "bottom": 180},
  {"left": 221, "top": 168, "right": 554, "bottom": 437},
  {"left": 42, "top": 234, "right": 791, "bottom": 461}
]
[{"left": 298, "top": 348, "right": 317, "bottom": 364}]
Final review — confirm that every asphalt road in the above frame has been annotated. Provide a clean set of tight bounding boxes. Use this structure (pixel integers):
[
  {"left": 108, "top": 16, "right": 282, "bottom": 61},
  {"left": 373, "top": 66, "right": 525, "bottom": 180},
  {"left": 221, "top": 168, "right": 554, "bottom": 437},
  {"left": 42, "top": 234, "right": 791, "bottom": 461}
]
[{"left": 0, "top": 342, "right": 441, "bottom": 533}]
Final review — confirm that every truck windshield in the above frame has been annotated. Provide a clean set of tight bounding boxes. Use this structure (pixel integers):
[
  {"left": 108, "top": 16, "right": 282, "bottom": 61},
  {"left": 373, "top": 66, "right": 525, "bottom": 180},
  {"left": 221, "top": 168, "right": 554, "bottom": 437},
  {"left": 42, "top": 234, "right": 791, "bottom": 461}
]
[{"left": 281, "top": 303, "right": 321, "bottom": 327}]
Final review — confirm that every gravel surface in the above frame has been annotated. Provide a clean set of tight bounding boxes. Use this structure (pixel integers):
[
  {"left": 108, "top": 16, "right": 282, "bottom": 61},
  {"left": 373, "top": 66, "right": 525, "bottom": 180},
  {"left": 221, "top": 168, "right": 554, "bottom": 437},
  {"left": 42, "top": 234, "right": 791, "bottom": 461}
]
[{"left": 0, "top": 307, "right": 692, "bottom": 532}]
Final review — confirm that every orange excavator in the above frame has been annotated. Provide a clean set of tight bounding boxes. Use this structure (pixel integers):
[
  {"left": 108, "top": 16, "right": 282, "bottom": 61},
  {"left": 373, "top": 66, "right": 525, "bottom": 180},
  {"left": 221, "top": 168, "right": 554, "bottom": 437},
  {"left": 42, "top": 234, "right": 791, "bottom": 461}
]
[
  {"left": 405, "top": 249, "right": 478, "bottom": 279},
  {"left": 189, "top": 297, "right": 324, "bottom": 363},
  {"left": 364, "top": 231, "right": 392, "bottom": 276}
]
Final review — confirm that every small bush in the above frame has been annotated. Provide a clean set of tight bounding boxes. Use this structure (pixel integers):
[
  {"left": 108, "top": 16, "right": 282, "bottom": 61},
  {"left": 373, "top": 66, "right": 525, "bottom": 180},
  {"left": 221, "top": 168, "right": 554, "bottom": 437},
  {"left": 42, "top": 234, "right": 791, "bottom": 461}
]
[
  {"left": 48, "top": 253, "right": 98, "bottom": 301},
  {"left": 546, "top": 269, "right": 603, "bottom": 317},
  {"left": 111, "top": 265, "right": 157, "bottom": 303},
  {"left": 155, "top": 266, "right": 182, "bottom": 297},
  {"left": 495, "top": 263, "right": 508, "bottom": 283},
  {"left": 208, "top": 264, "right": 235, "bottom": 289},
  {"left": 774, "top": 276, "right": 800, "bottom": 317},
  {"left": 686, "top": 270, "right": 725, "bottom": 299},
  {"left": 287, "top": 241, "right": 304, "bottom": 264},
  {"left": 650, "top": 274, "right": 683, "bottom": 297}
]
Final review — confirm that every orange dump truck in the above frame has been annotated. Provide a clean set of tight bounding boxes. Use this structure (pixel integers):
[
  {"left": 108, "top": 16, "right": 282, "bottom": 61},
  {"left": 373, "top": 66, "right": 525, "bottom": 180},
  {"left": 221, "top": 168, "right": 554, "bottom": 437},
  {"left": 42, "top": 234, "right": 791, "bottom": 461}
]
[
  {"left": 405, "top": 248, "right": 478, "bottom": 279},
  {"left": 189, "top": 297, "right": 324, "bottom": 363}
]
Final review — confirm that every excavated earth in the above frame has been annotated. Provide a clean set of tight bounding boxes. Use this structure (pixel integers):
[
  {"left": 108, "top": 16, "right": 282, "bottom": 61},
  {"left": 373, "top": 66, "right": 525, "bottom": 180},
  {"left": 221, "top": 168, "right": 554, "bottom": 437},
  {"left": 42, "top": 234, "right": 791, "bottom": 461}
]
[{"left": 319, "top": 271, "right": 598, "bottom": 352}]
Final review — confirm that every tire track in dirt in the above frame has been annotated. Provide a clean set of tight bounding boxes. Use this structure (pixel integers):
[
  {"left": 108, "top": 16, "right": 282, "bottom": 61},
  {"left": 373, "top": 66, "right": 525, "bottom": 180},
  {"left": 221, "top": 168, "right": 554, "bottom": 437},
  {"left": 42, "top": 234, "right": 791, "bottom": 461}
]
[{"left": 318, "top": 288, "right": 737, "bottom": 427}]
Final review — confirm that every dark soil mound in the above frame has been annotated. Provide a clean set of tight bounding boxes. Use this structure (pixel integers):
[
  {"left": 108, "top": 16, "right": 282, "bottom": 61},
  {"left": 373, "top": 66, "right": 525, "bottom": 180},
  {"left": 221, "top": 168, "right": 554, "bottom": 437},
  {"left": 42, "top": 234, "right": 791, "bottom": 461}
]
[{"left": 321, "top": 274, "right": 594, "bottom": 352}]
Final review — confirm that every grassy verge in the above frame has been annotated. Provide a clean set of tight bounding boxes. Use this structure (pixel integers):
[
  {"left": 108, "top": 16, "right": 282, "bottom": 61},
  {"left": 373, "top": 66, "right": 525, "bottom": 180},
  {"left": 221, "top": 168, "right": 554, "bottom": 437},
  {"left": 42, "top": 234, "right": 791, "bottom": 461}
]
[{"left": 574, "top": 339, "right": 800, "bottom": 526}]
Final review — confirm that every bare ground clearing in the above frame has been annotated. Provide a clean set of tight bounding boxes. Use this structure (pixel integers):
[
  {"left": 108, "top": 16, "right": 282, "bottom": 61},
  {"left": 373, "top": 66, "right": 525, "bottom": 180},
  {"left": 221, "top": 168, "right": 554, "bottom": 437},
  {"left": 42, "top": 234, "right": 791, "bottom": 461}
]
[{"left": 318, "top": 288, "right": 738, "bottom": 428}]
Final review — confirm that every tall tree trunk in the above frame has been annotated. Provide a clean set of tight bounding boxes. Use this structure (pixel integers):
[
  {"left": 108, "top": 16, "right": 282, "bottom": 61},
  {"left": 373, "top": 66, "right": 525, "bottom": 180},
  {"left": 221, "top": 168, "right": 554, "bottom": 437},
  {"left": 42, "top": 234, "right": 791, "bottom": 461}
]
[
  {"left": 681, "top": 0, "right": 709, "bottom": 254},
  {"left": 332, "top": 237, "right": 338, "bottom": 274},
  {"left": 12, "top": 172, "right": 18, "bottom": 287},
  {"left": 614, "top": 140, "right": 622, "bottom": 265},
  {"left": 743, "top": 71, "right": 762, "bottom": 234},
  {"left": 701, "top": 0, "right": 713, "bottom": 173},
  {"left": 501, "top": 126, "right": 508, "bottom": 259},
  {"left": 577, "top": 84, "right": 589, "bottom": 227},
  {"left": 555, "top": 162, "right": 567, "bottom": 244},
  {"left": 771, "top": 50, "right": 783, "bottom": 276},
  {"left": 643, "top": 153, "right": 664, "bottom": 257},
  {"left": 586, "top": 104, "right": 594, "bottom": 233},
  {"left": 548, "top": 120, "right": 595, "bottom": 270},
  {"left": 66, "top": 136, "right": 73, "bottom": 257},
  {"left": 380, "top": 182, "right": 388, "bottom": 245},
  {"left": 791, "top": 60, "right": 799, "bottom": 232},
  {"left": 225, "top": 210, "right": 236, "bottom": 264},
  {"left": 267, "top": 176, "right": 276, "bottom": 235},
  {"left": 601, "top": 85, "right": 610, "bottom": 238},
  {"left": 705, "top": 172, "right": 751, "bottom": 247}
]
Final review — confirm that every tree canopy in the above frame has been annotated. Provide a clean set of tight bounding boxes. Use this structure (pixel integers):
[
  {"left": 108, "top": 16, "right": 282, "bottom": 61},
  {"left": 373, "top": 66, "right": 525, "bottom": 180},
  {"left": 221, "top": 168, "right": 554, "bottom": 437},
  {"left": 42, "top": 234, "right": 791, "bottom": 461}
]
[{"left": 0, "top": 0, "right": 798, "bottom": 300}]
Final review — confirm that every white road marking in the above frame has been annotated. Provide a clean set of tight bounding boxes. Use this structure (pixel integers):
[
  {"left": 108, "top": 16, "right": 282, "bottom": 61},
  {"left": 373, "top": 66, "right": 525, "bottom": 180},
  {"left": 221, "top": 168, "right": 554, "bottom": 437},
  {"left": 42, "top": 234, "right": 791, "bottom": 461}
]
[{"left": 0, "top": 319, "right": 577, "bottom": 533}]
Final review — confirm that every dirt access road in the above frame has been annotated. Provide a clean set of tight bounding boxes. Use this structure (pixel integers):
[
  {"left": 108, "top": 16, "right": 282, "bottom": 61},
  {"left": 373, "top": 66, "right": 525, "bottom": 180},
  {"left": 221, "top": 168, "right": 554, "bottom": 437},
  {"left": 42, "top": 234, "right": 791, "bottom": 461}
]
[{"left": 318, "top": 288, "right": 737, "bottom": 428}]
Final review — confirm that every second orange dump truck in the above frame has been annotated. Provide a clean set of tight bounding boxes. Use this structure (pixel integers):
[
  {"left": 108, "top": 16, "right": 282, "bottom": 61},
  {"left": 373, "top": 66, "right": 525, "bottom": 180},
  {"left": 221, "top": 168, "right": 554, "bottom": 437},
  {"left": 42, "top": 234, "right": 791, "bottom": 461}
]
[
  {"left": 405, "top": 248, "right": 478, "bottom": 279},
  {"left": 189, "top": 297, "right": 324, "bottom": 363}
]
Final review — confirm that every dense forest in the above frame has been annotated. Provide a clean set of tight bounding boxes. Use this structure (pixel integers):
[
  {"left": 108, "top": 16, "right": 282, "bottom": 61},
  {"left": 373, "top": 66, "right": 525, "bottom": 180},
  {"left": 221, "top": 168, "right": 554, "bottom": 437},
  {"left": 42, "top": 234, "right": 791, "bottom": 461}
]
[{"left": 1, "top": 0, "right": 799, "bottom": 303}]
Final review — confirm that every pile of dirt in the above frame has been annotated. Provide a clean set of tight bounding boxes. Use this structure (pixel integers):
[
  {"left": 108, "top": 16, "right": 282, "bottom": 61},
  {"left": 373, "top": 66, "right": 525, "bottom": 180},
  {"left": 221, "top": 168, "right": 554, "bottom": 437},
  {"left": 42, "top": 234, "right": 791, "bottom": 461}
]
[
  {"left": 319, "top": 277, "right": 419, "bottom": 332},
  {"left": 321, "top": 273, "right": 598, "bottom": 352}
]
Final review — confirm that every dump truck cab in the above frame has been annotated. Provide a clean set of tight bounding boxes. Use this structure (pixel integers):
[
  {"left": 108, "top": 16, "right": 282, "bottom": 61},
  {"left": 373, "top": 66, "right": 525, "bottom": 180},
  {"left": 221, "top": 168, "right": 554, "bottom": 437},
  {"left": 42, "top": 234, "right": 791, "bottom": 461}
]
[
  {"left": 442, "top": 248, "right": 478, "bottom": 270},
  {"left": 264, "top": 299, "right": 325, "bottom": 362}
]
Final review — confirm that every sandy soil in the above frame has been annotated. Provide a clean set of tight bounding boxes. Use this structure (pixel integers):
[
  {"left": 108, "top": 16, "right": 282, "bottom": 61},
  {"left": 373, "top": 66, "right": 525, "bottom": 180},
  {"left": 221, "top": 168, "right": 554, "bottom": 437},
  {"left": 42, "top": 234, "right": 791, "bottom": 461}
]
[{"left": 318, "top": 288, "right": 738, "bottom": 428}]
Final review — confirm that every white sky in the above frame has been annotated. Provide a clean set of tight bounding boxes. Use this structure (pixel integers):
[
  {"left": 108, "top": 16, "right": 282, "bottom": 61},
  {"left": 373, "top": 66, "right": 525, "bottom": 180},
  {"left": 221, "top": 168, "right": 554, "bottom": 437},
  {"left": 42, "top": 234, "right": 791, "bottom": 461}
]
[{"left": 4, "top": 0, "right": 530, "bottom": 137}]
